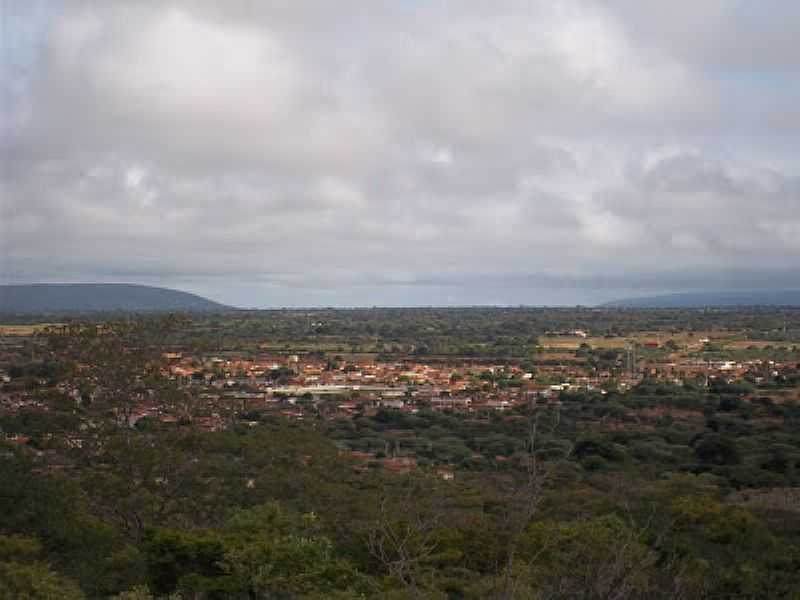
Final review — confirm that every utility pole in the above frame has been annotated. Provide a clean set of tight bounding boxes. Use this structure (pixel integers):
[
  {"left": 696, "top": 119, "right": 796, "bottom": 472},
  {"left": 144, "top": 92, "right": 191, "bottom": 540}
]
[
  {"left": 626, "top": 343, "right": 637, "bottom": 377},
  {"left": 625, "top": 344, "right": 631, "bottom": 375}
]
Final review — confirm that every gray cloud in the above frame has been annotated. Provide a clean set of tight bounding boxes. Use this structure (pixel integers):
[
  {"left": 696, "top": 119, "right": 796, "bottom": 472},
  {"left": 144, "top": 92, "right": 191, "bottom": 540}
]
[{"left": 2, "top": 1, "right": 799, "bottom": 306}]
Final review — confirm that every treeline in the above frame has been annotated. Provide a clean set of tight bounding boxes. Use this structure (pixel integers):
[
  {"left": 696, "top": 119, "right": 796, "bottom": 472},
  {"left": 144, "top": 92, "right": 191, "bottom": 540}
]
[
  {"left": 3, "top": 418, "right": 800, "bottom": 598},
  {"left": 147, "top": 306, "right": 800, "bottom": 356}
]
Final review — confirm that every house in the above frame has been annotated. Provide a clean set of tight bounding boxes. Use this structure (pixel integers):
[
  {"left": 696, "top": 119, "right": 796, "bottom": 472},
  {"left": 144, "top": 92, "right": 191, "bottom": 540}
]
[
  {"left": 380, "top": 398, "right": 405, "bottom": 409},
  {"left": 486, "top": 399, "right": 511, "bottom": 411},
  {"left": 436, "top": 468, "right": 455, "bottom": 481}
]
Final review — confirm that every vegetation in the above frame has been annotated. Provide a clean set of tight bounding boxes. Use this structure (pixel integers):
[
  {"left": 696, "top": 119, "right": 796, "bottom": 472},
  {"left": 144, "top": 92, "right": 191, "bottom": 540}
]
[{"left": 1, "top": 309, "right": 799, "bottom": 598}]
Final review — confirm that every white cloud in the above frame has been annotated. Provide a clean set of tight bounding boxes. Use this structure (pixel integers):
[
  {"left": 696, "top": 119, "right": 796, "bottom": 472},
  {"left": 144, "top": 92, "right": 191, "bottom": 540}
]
[{"left": 2, "top": 1, "right": 800, "bottom": 305}]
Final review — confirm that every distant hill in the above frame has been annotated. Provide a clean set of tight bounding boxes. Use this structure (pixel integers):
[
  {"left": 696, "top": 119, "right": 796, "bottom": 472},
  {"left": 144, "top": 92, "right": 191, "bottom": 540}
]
[
  {"left": 0, "top": 284, "right": 232, "bottom": 314},
  {"left": 602, "top": 290, "right": 800, "bottom": 308}
]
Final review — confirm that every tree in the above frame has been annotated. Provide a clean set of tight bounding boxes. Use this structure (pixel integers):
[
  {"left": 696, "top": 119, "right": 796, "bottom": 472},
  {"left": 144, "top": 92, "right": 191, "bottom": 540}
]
[
  {"left": 366, "top": 473, "right": 466, "bottom": 599},
  {"left": 489, "top": 399, "right": 573, "bottom": 600},
  {"left": 145, "top": 503, "right": 366, "bottom": 598},
  {"left": 693, "top": 434, "right": 740, "bottom": 466},
  {"left": 0, "top": 535, "right": 84, "bottom": 600}
]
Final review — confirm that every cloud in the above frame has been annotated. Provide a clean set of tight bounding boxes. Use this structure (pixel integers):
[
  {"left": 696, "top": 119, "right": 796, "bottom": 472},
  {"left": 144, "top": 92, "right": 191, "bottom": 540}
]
[{"left": 2, "top": 1, "right": 799, "bottom": 306}]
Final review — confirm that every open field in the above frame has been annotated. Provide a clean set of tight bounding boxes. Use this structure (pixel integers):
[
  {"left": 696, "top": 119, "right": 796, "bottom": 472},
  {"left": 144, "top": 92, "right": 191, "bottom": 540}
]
[
  {"left": 541, "top": 330, "right": 768, "bottom": 351},
  {"left": 0, "top": 324, "right": 62, "bottom": 336},
  {"left": 724, "top": 340, "right": 794, "bottom": 350},
  {"left": 541, "top": 336, "right": 629, "bottom": 350}
]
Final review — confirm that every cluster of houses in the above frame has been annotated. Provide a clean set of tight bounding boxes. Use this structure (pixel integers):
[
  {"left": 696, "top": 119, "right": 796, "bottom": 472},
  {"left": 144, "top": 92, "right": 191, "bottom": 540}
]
[
  {"left": 1, "top": 339, "right": 797, "bottom": 457},
  {"left": 149, "top": 349, "right": 795, "bottom": 423}
]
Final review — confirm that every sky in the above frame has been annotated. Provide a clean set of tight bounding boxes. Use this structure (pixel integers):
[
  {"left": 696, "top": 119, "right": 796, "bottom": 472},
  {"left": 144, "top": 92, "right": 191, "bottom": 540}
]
[{"left": 2, "top": 1, "right": 800, "bottom": 307}]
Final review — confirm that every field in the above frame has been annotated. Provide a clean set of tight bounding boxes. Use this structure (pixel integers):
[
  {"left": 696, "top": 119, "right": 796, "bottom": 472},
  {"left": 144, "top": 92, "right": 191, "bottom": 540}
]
[{"left": 0, "top": 324, "right": 61, "bottom": 336}]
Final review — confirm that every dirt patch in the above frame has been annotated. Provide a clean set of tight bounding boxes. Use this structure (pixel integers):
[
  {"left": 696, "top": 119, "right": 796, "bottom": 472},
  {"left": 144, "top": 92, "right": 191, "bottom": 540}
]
[{"left": 0, "top": 324, "right": 62, "bottom": 336}]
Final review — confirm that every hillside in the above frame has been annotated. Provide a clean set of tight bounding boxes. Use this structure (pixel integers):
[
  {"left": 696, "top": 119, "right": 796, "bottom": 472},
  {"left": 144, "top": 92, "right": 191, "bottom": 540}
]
[
  {"left": 0, "top": 283, "right": 231, "bottom": 314},
  {"left": 603, "top": 289, "right": 800, "bottom": 308}
]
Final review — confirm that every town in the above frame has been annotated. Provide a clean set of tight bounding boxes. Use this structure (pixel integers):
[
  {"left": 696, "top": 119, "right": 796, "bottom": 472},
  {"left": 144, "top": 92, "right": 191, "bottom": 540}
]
[
  {"left": 3, "top": 308, "right": 799, "bottom": 471},
  {"left": 2, "top": 307, "right": 800, "bottom": 598}
]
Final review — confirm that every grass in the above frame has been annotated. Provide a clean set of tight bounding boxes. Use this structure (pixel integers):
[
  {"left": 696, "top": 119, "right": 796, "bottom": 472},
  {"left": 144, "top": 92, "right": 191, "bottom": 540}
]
[{"left": 0, "top": 324, "right": 63, "bottom": 336}]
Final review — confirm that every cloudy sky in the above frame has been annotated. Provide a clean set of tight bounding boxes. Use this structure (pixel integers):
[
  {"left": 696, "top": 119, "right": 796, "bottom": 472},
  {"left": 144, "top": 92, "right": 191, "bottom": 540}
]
[{"left": 2, "top": 1, "right": 799, "bottom": 307}]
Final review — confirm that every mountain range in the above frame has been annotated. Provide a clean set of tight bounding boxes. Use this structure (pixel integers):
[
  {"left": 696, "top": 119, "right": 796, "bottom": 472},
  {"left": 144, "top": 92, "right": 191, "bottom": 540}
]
[
  {"left": 4, "top": 284, "right": 800, "bottom": 313},
  {"left": 0, "top": 284, "right": 231, "bottom": 314},
  {"left": 602, "top": 290, "right": 800, "bottom": 308}
]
